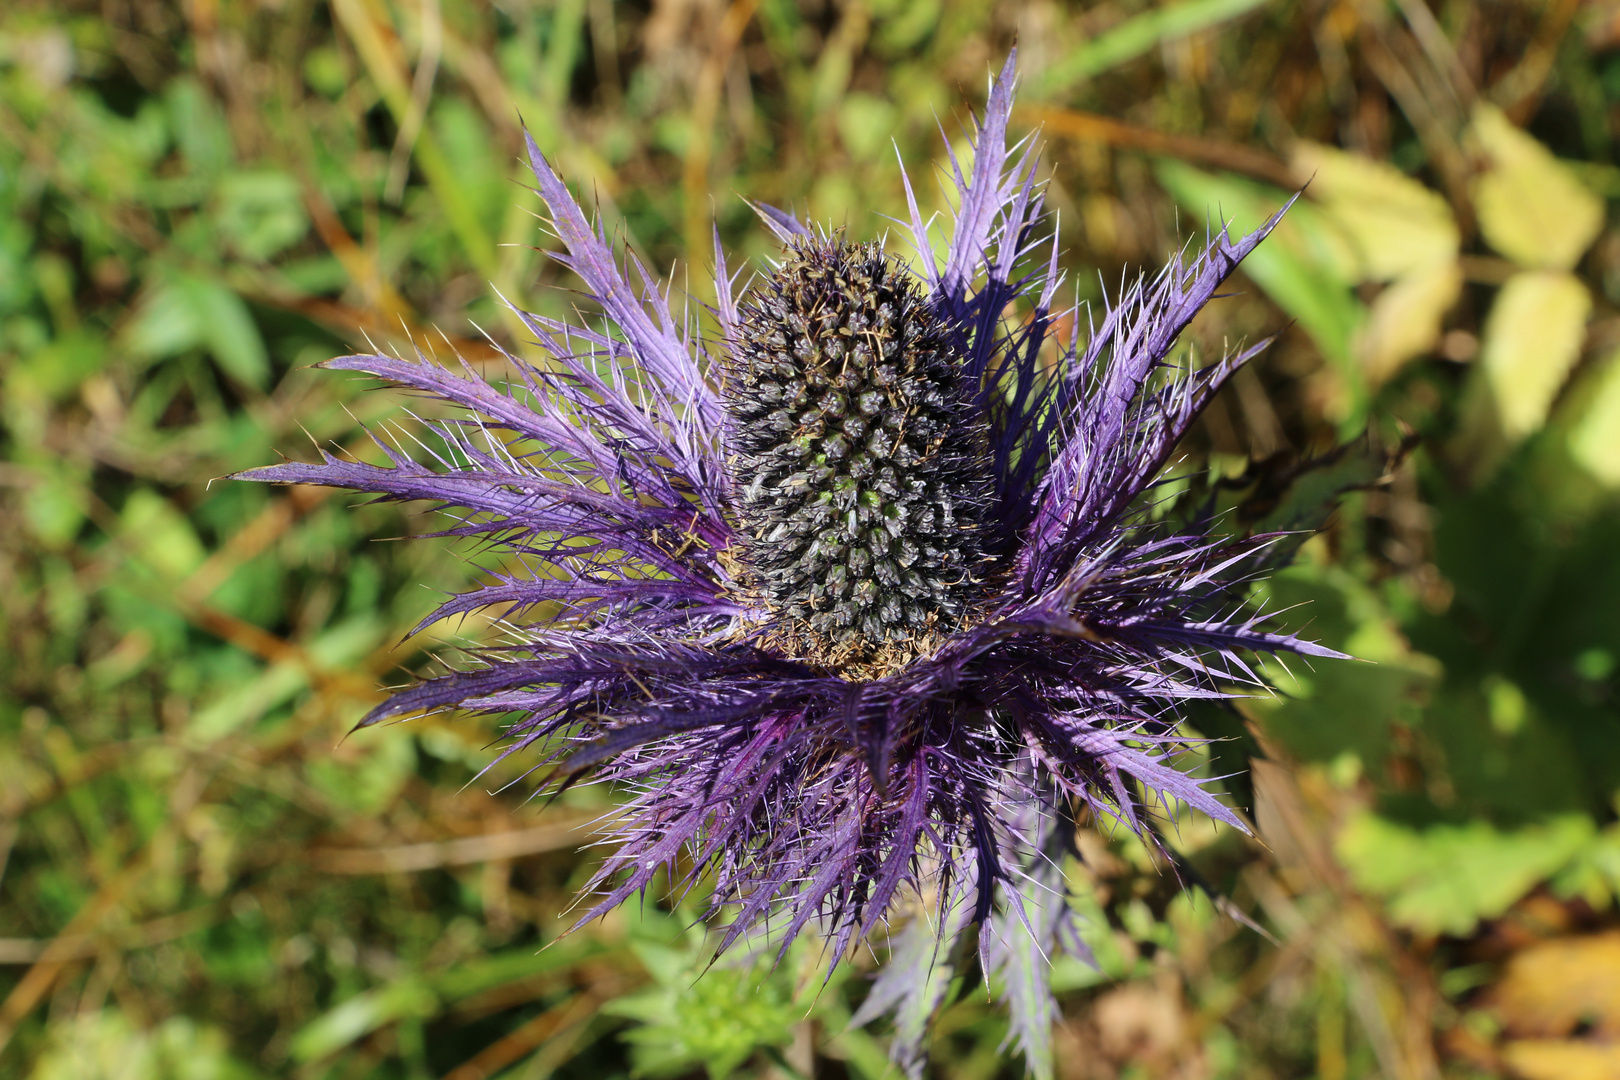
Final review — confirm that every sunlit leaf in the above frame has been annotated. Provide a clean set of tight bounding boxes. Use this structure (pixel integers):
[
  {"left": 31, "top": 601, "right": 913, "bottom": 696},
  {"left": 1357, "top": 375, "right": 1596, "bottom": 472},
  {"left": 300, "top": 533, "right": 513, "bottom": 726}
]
[
  {"left": 1478, "top": 270, "right": 1590, "bottom": 441},
  {"left": 126, "top": 277, "right": 205, "bottom": 359},
  {"left": 1292, "top": 142, "right": 1459, "bottom": 281},
  {"left": 12, "top": 329, "right": 107, "bottom": 401},
  {"left": 22, "top": 474, "right": 87, "bottom": 549},
  {"left": 1501, "top": 1039, "right": 1620, "bottom": 1080},
  {"left": 1553, "top": 824, "right": 1620, "bottom": 911},
  {"left": 837, "top": 93, "right": 899, "bottom": 161},
  {"left": 164, "top": 78, "right": 233, "bottom": 178},
  {"left": 31, "top": 1011, "right": 262, "bottom": 1080},
  {"left": 307, "top": 727, "right": 417, "bottom": 814},
  {"left": 1471, "top": 104, "right": 1604, "bottom": 271},
  {"left": 121, "top": 489, "right": 207, "bottom": 579},
  {"left": 1336, "top": 814, "right": 1594, "bottom": 937},
  {"left": 193, "top": 281, "right": 269, "bottom": 389},
  {"left": 605, "top": 937, "right": 805, "bottom": 1080},
  {"left": 0, "top": 215, "right": 36, "bottom": 312},
  {"left": 1250, "top": 558, "right": 1439, "bottom": 768},
  {"left": 1154, "top": 160, "right": 1366, "bottom": 398},
  {"left": 1570, "top": 347, "right": 1620, "bottom": 487},
  {"left": 1358, "top": 260, "right": 1463, "bottom": 384},
  {"left": 1485, "top": 932, "right": 1620, "bottom": 1037}
]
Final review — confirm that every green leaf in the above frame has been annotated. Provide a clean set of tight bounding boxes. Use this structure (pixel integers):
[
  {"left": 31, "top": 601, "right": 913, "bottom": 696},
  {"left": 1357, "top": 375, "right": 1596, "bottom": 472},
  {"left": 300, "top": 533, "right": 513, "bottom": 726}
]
[
  {"left": 1209, "top": 435, "right": 1395, "bottom": 564},
  {"left": 603, "top": 920, "right": 813, "bottom": 1080},
  {"left": 128, "top": 275, "right": 269, "bottom": 389},
  {"left": 278, "top": 255, "right": 349, "bottom": 294},
  {"left": 289, "top": 978, "right": 438, "bottom": 1063},
  {"left": 837, "top": 93, "right": 899, "bottom": 161},
  {"left": 606, "top": 950, "right": 801, "bottom": 1079},
  {"left": 22, "top": 474, "right": 88, "bottom": 549},
  {"left": 431, "top": 938, "right": 603, "bottom": 1001},
  {"left": 164, "top": 78, "right": 233, "bottom": 178},
  {"left": 430, "top": 98, "right": 507, "bottom": 235},
  {"left": 1249, "top": 558, "right": 1439, "bottom": 769},
  {"left": 284, "top": 942, "right": 603, "bottom": 1065},
  {"left": 127, "top": 277, "right": 206, "bottom": 359},
  {"left": 214, "top": 171, "right": 308, "bottom": 262},
  {"left": 1288, "top": 144, "right": 1463, "bottom": 382},
  {"left": 189, "top": 616, "right": 383, "bottom": 740},
  {"left": 187, "top": 660, "right": 306, "bottom": 741},
  {"left": 302, "top": 45, "right": 349, "bottom": 98},
  {"left": 14, "top": 329, "right": 107, "bottom": 401},
  {"left": 31, "top": 1011, "right": 264, "bottom": 1080},
  {"left": 121, "top": 489, "right": 208, "bottom": 580},
  {"left": 194, "top": 280, "right": 269, "bottom": 389},
  {"left": 1337, "top": 814, "right": 1595, "bottom": 936},
  {"left": 1570, "top": 347, "right": 1620, "bottom": 487},
  {"left": 0, "top": 215, "right": 36, "bottom": 313},
  {"left": 872, "top": 0, "right": 942, "bottom": 53},
  {"left": 1553, "top": 827, "right": 1620, "bottom": 910}
]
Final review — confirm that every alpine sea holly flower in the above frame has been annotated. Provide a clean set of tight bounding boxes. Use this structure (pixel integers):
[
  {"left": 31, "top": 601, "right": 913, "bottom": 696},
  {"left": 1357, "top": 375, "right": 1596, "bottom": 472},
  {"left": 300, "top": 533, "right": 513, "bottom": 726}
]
[{"left": 238, "top": 51, "right": 1335, "bottom": 1057}]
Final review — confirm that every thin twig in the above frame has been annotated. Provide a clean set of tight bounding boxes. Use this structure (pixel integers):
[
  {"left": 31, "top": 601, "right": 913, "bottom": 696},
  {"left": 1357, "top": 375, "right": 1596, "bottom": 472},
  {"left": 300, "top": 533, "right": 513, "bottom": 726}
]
[
  {"left": 1018, "top": 104, "right": 1297, "bottom": 189},
  {"left": 308, "top": 812, "right": 615, "bottom": 874}
]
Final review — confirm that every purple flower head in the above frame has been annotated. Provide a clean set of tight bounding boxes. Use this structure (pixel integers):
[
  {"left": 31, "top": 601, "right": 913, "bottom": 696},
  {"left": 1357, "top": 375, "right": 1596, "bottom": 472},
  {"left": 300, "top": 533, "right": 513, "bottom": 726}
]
[{"left": 238, "top": 52, "right": 1336, "bottom": 1015}]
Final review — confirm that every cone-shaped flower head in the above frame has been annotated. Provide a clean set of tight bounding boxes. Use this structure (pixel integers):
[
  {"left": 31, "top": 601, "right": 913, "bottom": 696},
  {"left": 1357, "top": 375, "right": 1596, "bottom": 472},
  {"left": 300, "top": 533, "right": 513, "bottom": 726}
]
[
  {"left": 728, "top": 236, "right": 994, "bottom": 670},
  {"left": 236, "top": 54, "right": 1338, "bottom": 973}
]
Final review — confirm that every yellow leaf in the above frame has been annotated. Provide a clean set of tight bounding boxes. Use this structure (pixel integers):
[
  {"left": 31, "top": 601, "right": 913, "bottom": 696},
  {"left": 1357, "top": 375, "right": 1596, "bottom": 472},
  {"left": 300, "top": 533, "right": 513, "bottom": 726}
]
[
  {"left": 1501, "top": 1040, "right": 1620, "bottom": 1080},
  {"left": 1570, "top": 348, "right": 1620, "bottom": 487},
  {"left": 1357, "top": 260, "right": 1463, "bottom": 384},
  {"left": 1487, "top": 932, "right": 1620, "bottom": 1038},
  {"left": 1293, "top": 142, "right": 1459, "bottom": 281},
  {"left": 1479, "top": 271, "right": 1590, "bottom": 441},
  {"left": 1471, "top": 104, "right": 1605, "bottom": 271}
]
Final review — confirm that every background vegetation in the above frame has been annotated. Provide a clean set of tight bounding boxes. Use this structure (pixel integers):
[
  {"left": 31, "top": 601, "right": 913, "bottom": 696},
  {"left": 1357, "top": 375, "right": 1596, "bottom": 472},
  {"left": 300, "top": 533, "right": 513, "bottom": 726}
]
[{"left": 4, "top": 0, "right": 1620, "bottom": 1077}]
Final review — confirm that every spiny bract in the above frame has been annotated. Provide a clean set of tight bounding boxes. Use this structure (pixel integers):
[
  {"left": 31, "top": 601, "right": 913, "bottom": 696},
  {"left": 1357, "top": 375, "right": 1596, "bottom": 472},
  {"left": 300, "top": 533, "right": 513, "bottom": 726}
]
[{"left": 236, "top": 52, "right": 1338, "bottom": 1070}]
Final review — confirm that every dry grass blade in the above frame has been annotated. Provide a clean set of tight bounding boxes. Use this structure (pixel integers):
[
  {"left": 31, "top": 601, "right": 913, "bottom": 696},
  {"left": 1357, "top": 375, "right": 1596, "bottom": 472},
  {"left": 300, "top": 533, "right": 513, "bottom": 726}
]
[
  {"left": 308, "top": 813, "right": 613, "bottom": 874},
  {"left": 439, "top": 991, "right": 606, "bottom": 1080},
  {"left": 0, "top": 908, "right": 218, "bottom": 966},
  {"left": 1020, "top": 104, "right": 1297, "bottom": 188}
]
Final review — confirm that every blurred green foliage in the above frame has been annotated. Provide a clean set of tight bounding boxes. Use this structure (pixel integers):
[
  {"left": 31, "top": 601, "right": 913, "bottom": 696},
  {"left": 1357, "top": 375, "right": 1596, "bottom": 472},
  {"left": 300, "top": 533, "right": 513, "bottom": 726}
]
[{"left": 4, "top": 0, "right": 1620, "bottom": 1078}]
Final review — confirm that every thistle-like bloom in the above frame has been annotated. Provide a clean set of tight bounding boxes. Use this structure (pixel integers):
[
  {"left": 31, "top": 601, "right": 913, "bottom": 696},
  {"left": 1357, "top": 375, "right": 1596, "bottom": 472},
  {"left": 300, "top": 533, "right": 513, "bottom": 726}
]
[{"left": 240, "top": 56, "right": 1332, "bottom": 990}]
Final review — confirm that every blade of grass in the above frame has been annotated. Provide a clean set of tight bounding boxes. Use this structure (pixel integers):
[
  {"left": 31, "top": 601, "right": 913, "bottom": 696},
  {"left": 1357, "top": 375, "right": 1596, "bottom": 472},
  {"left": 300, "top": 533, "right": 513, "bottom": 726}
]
[
  {"left": 332, "top": 0, "right": 498, "bottom": 279},
  {"left": 1034, "top": 0, "right": 1274, "bottom": 97},
  {"left": 683, "top": 0, "right": 759, "bottom": 278}
]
